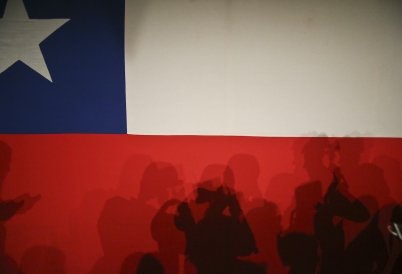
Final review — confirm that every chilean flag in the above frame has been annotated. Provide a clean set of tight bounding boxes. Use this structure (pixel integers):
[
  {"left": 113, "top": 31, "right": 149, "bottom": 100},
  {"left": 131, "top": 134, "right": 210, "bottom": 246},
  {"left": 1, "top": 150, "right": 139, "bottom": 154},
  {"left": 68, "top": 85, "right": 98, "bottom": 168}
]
[
  {"left": 1, "top": 0, "right": 401, "bottom": 136},
  {"left": 1, "top": 0, "right": 402, "bottom": 273}
]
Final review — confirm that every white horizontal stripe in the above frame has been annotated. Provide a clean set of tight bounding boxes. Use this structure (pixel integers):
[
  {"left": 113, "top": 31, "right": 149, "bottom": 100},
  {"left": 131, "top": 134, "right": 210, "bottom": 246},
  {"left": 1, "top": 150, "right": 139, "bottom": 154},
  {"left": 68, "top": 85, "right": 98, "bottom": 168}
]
[{"left": 125, "top": 0, "right": 402, "bottom": 137}]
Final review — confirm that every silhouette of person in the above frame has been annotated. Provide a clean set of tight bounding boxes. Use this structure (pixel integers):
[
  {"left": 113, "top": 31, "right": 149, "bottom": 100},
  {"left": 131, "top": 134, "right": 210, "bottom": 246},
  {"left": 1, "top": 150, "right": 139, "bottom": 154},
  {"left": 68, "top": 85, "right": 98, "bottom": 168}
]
[
  {"left": 70, "top": 154, "right": 153, "bottom": 273},
  {"left": 276, "top": 142, "right": 326, "bottom": 274},
  {"left": 302, "top": 137, "right": 333, "bottom": 193},
  {"left": 151, "top": 200, "right": 184, "bottom": 273},
  {"left": 150, "top": 165, "right": 186, "bottom": 274},
  {"left": 265, "top": 137, "right": 310, "bottom": 230},
  {"left": 277, "top": 231, "right": 319, "bottom": 274},
  {"left": 246, "top": 200, "right": 287, "bottom": 273},
  {"left": 227, "top": 154, "right": 264, "bottom": 214},
  {"left": 0, "top": 140, "right": 41, "bottom": 273},
  {"left": 338, "top": 196, "right": 389, "bottom": 274},
  {"left": 92, "top": 162, "right": 161, "bottom": 273},
  {"left": 93, "top": 162, "right": 183, "bottom": 274},
  {"left": 136, "top": 253, "right": 164, "bottom": 274},
  {"left": 386, "top": 205, "right": 402, "bottom": 274},
  {"left": 174, "top": 182, "right": 258, "bottom": 274},
  {"left": 314, "top": 170, "right": 370, "bottom": 274},
  {"left": 372, "top": 155, "right": 402, "bottom": 205},
  {"left": 337, "top": 138, "right": 393, "bottom": 209},
  {"left": 335, "top": 138, "right": 399, "bottom": 265},
  {"left": 282, "top": 137, "right": 332, "bottom": 235}
]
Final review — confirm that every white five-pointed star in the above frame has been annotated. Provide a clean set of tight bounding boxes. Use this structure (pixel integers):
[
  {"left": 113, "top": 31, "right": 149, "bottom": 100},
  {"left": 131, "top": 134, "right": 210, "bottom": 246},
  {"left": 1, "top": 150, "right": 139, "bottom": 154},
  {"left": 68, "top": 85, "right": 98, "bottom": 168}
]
[{"left": 0, "top": 0, "right": 69, "bottom": 82}]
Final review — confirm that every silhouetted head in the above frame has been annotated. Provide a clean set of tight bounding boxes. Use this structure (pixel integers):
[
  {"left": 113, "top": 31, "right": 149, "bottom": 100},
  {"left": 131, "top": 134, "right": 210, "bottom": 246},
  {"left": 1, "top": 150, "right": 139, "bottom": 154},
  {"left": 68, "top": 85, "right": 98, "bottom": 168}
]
[
  {"left": 97, "top": 196, "right": 136, "bottom": 257},
  {"left": 358, "top": 163, "right": 390, "bottom": 205},
  {"left": 373, "top": 155, "right": 402, "bottom": 203},
  {"left": 292, "top": 138, "right": 310, "bottom": 169},
  {"left": 227, "top": 154, "right": 262, "bottom": 201},
  {"left": 197, "top": 186, "right": 234, "bottom": 218},
  {"left": 277, "top": 232, "right": 318, "bottom": 271},
  {"left": 294, "top": 181, "right": 322, "bottom": 210},
  {"left": 358, "top": 195, "right": 379, "bottom": 217},
  {"left": 338, "top": 137, "right": 365, "bottom": 167},
  {"left": 0, "top": 254, "right": 19, "bottom": 274},
  {"left": 117, "top": 154, "right": 153, "bottom": 199},
  {"left": 390, "top": 205, "right": 402, "bottom": 224},
  {"left": 302, "top": 137, "right": 330, "bottom": 178},
  {"left": 138, "top": 162, "right": 182, "bottom": 205},
  {"left": 246, "top": 201, "right": 282, "bottom": 235},
  {"left": 136, "top": 254, "right": 164, "bottom": 274},
  {"left": 199, "top": 164, "right": 227, "bottom": 190}
]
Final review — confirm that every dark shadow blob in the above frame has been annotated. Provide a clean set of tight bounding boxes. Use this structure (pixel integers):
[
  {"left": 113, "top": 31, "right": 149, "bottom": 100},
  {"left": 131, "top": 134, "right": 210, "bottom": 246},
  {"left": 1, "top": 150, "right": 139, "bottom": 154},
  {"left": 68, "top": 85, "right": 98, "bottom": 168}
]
[
  {"left": 289, "top": 181, "right": 323, "bottom": 234},
  {"left": 0, "top": 200, "right": 24, "bottom": 224},
  {"left": 119, "top": 252, "right": 144, "bottom": 274},
  {"left": 151, "top": 199, "right": 185, "bottom": 274},
  {"left": 71, "top": 154, "right": 153, "bottom": 273},
  {"left": 357, "top": 163, "right": 392, "bottom": 205},
  {"left": 20, "top": 245, "right": 66, "bottom": 274},
  {"left": 389, "top": 205, "right": 402, "bottom": 243},
  {"left": 93, "top": 195, "right": 157, "bottom": 273},
  {"left": 373, "top": 155, "right": 402, "bottom": 204},
  {"left": 0, "top": 254, "right": 19, "bottom": 274},
  {"left": 339, "top": 197, "right": 388, "bottom": 274},
  {"left": 192, "top": 164, "right": 233, "bottom": 224},
  {"left": 336, "top": 141, "right": 395, "bottom": 249},
  {"left": 279, "top": 137, "right": 332, "bottom": 235},
  {"left": 146, "top": 162, "right": 186, "bottom": 270},
  {"left": 314, "top": 173, "right": 371, "bottom": 274},
  {"left": 277, "top": 232, "right": 319, "bottom": 274},
  {"left": 120, "top": 252, "right": 164, "bottom": 274},
  {"left": 234, "top": 259, "right": 266, "bottom": 274},
  {"left": 338, "top": 139, "right": 393, "bottom": 208},
  {"left": 391, "top": 252, "right": 402, "bottom": 274},
  {"left": 302, "top": 137, "right": 333, "bottom": 192},
  {"left": 246, "top": 200, "right": 287, "bottom": 273},
  {"left": 265, "top": 137, "right": 310, "bottom": 231},
  {"left": 92, "top": 162, "right": 183, "bottom": 273},
  {"left": 174, "top": 179, "right": 258, "bottom": 274},
  {"left": 227, "top": 154, "right": 263, "bottom": 213},
  {"left": 0, "top": 201, "right": 23, "bottom": 274},
  {"left": 136, "top": 254, "right": 164, "bottom": 274},
  {"left": 385, "top": 205, "right": 402, "bottom": 274},
  {"left": 0, "top": 0, "right": 6, "bottom": 18},
  {"left": 321, "top": 173, "right": 370, "bottom": 223}
]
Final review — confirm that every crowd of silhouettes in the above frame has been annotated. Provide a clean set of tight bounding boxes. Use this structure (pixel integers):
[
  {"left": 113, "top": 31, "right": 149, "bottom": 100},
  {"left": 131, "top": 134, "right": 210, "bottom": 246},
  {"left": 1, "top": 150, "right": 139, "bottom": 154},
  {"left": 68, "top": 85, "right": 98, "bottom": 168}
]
[{"left": 0, "top": 137, "right": 402, "bottom": 273}]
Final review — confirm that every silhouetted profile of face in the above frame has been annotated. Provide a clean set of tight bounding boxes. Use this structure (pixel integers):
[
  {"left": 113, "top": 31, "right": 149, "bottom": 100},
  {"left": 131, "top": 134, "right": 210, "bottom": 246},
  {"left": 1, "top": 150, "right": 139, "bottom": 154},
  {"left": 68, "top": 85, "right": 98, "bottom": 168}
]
[
  {"left": 227, "top": 154, "right": 261, "bottom": 200},
  {"left": 338, "top": 138, "right": 365, "bottom": 167},
  {"left": 138, "top": 162, "right": 183, "bottom": 206},
  {"left": 302, "top": 137, "right": 329, "bottom": 177}
]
